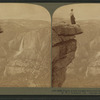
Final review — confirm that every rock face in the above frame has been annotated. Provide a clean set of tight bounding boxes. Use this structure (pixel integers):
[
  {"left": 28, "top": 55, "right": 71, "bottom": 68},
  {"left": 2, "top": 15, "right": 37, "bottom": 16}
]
[
  {"left": 0, "top": 19, "right": 51, "bottom": 87},
  {"left": 52, "top": 22, "right": 83, "bottom": 87},
  {"left": 62, "top": 20, "right": 100, "bottom": 87}
]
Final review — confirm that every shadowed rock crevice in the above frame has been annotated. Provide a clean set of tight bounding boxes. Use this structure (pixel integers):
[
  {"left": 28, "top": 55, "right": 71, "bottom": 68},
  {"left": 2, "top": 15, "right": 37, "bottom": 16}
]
[{"left": 52, "top": 21, "right": 83, "bottom": 87}]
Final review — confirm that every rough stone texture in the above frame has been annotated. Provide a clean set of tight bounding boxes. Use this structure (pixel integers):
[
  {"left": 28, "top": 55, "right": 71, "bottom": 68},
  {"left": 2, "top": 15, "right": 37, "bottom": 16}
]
[
  {"left": 52, "top": 22, "right": 83, "bottom": 87},
  {"left": 53, "top": 24, "right": 82, "bottom": 36}
]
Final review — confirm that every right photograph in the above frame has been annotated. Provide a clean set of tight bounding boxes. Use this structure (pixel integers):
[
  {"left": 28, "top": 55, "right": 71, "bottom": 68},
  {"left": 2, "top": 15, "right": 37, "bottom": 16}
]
[{"left": 52, "top": 4, "right": 100, "bottom": 87}]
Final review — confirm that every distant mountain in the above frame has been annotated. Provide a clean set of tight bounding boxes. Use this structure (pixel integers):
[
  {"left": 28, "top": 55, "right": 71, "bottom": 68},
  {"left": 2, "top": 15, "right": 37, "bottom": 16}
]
[
  {"left": 52, "top": 17, "right": 70, "bottom": 26},
  {"left": 0, "top": 19, "right": 51, "bottom": 87}
]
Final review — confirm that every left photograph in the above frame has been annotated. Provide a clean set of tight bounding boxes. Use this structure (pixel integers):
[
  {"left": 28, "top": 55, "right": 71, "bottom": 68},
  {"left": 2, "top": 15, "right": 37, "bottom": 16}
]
[{"left": 0, "top": 3, "right": 51, "bottom": 87}]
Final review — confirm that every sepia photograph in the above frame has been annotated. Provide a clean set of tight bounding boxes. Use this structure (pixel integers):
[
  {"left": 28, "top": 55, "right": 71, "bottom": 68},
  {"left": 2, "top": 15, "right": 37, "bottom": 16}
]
[
  {"left": 52, "top": 3, "right": 100, "bottom": 87},
  {"left": 0, "top": 3, "right": 51, "bottom": 87}
]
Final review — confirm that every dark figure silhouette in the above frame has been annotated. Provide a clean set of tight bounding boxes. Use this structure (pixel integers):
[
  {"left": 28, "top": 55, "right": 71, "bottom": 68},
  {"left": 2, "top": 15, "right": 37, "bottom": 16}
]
[{"left": 70, "top": 9, "right": 76, "bottom": 24}]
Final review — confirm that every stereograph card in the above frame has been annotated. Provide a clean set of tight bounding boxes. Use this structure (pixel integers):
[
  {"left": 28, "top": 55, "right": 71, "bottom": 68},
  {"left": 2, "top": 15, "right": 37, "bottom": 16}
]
[{"left": 0, "top": 2, "right": 99, "bottom": 97}]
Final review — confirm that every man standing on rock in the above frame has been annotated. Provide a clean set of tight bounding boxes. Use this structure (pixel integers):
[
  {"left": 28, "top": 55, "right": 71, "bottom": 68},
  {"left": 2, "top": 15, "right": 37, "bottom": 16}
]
[{"left": 70, "top": 9, "right": 76, "bottom": 24}]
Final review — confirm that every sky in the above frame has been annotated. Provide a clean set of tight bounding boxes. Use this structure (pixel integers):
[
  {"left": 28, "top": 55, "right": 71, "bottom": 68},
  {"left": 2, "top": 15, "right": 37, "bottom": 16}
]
[
  {"left": 0, "top": 3, "right": 50, "bottom": 22},
  {"left": 53, "top": 3, "right": 100, "bottom": 21}
]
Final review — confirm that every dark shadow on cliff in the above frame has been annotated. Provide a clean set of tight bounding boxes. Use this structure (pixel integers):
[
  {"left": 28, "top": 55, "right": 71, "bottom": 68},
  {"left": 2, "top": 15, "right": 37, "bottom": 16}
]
[{"left": 52, "top": 18, "right": 83, "bottom": 87}]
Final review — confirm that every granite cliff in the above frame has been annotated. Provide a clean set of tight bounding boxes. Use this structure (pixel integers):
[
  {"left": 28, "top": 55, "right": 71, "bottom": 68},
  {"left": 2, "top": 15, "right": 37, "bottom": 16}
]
[
  {"left": 52, "top": 21, "right": 83, "bottom": 87},
  {"left": 62, "top": 20, "right": 100, "bottom": 87},
  {"left": 0, "top": 19, "right": 51, "bottom": 87}
]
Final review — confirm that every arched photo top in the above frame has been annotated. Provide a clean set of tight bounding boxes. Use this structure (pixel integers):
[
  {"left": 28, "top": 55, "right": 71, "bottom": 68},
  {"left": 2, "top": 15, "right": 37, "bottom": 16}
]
[
  {"left": 0, "top": 3, "right": 51, "bottom": 87},
  {"left": 52, "top": 3, "right": 100, "bottom": 24},
  {"left": 0, "top": 3, "right": 51, "bottom": 22},
  {"left": 52, "top": 3, "right": 100, "bottom": 88}
]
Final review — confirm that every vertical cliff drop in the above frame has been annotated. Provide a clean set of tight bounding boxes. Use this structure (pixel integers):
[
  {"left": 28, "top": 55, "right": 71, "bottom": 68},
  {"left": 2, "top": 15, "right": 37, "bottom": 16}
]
[{"left": 52, "top": 21, "right": 83, "bottom": 87}]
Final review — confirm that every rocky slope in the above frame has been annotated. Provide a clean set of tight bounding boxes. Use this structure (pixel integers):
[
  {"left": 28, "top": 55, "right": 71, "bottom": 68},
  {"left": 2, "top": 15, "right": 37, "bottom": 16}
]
[
  {"left": 0, "top": 19, "right": 51, "bottom": 87},
  {"left": 62, "top": 20, "right": 100, "bottom": 87},
  {"left": 52, "top": 20, "right": 83, "bottom": 87}
]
